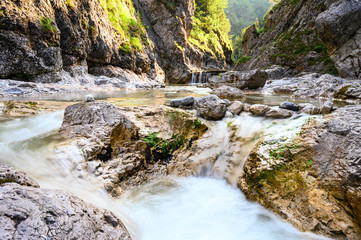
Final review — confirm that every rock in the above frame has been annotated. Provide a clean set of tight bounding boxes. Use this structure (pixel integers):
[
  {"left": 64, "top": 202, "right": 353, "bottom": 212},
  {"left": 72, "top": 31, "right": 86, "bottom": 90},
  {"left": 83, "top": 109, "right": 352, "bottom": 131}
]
[
  {"left": 223, "top": 99, "right": 232, "bottom": 107},
  {"left": 0, "top": 164, "right": 39, "bottom": 188},
  {"left": 265, "top": 66, "right": 291, "bottom": 79},
  {"left": 0, "top": 184, "right": 131, "bottom": 240},
  {"left": 86, "top": 95, "right": 95, "bottom": 102},
  {"left": 249, "top": 104, "right": 270, "bottom": 116},
  {"left": 316, "top": 0, "right": 361, "bottom": 78},
  {"left": 263, "top": 73, "right": 361, "bottom": 100},
  {"left": 225, "top": 111, "right": 234, "bottom": 118},
  {"left": 239, "top": 105, "right": 361, "bottom": 239},
  {"left": 264, "top": 107, "right": 293, "bottom": 118},
  {"left": 243, "top": 103, "right": 251, "bottom": 112},
  {"left": 60, "top": 102, "right": 208, "bottom": 194},
  {"left": 193, "top": 95, "right": 227, "bottom": 120},
  {"left": 228, "top": 101, "right": 244, "bottom": 115},
  {"left": 212, "top": 85, "right": 245, "bottom": 99},
  {"left": 321, "top": 101, "right": 334, "bottom": 114},
  {"left": 279, "top": 102, "right": 299, "bottom": 111},
  {"left": 170, "top": 96, "right": 195, "bottom": 107},
  {"left": 209, "top": 70, "right": 268, "bottom": 90},
  {"left": 299, "top": 103, "right": 321, "bottom": 115}
]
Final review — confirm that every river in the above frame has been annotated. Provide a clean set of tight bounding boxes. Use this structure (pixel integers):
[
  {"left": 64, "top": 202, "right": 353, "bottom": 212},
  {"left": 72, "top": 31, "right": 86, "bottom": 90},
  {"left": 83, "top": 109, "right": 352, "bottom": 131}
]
[{"left": 0, "top": 86, "right": 335, "bottom": 240}]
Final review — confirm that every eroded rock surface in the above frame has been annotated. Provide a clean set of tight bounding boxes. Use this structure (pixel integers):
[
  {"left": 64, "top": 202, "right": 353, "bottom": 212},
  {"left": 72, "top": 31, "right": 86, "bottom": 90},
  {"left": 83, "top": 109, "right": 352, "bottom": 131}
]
[
  {"left": 0, "top": 163, "right": 131, "bottom": 240},
  {"left": 264, "top": 73, "right": 361, "bottom": 99},
  {"left": 316, "top": 0, "right": 361, "bottom": 78},
  {"left": 239, "top": 105, "right": 361, "bottom": 239},
  {"left": 209, "top": 70, "right": 268, "bottom": 90},
  {"left": 212, "top": 85, "right": 245, "bottom": 99},
  {"left": 193, "top": 95, "right": 227, "bottom": 120},
  {"left": 59, "top": 102, "right": 208, "bottom": 195}
]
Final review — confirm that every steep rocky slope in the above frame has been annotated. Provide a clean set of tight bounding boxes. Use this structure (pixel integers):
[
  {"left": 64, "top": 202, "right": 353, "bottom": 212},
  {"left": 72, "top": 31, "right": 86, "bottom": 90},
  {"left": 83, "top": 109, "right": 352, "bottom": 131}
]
[
  {"left": 0, "top": 0, "right": 231, "bottom": 88},
  {"left": 236, "top": 0, "right": 361, "bottom": 78}
]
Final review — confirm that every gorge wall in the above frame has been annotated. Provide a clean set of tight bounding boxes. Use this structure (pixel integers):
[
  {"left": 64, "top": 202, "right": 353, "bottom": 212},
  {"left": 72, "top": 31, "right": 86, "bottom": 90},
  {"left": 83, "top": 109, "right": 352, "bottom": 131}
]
[
  {"left": 0, "top": 0, "right": 231, "bottom": 85},
  {"left": 236, "top": 0, "right": 361, "bottom": 78}
]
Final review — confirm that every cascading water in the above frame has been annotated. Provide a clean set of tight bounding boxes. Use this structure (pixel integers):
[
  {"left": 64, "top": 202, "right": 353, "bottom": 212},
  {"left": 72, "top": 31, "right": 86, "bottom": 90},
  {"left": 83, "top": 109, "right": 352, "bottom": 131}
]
[{"left": 0, "top": 95, "right": 329, "bottom": 240}]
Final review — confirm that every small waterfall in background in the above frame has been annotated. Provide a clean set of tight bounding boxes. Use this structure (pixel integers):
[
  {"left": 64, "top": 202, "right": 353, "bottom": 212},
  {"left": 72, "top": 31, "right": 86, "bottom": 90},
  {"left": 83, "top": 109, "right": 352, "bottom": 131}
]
[{"left": 190, "top": 71, "right": 225, "bottom": 84}]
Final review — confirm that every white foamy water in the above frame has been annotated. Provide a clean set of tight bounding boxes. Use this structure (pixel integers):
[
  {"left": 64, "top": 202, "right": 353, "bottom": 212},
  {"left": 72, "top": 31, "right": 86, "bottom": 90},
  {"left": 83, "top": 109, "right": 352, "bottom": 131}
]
[
  {"left": 0, "top": 111, "right": 328, "bottom": 240},
  {"left": 122, "top": 177, "right": 329, "bottom": 240}
]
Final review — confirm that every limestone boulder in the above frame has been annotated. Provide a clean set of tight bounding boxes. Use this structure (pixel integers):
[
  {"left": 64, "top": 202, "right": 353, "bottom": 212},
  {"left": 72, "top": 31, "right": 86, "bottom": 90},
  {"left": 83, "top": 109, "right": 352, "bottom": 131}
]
[
  {"left": 265, "top": 107, "right": 293, "bottom": 119},
  {"left": 193, "top": 95, "right": 228, "bottom": 120},
  {"left": 249, "top": 104, "right": 270, "bottom": 116},
  {"left": 212, "top": 85, "right": 245, "bottom": 99},
  {"left": 228, "top": 101, "right": 244, "bottom": 115}
]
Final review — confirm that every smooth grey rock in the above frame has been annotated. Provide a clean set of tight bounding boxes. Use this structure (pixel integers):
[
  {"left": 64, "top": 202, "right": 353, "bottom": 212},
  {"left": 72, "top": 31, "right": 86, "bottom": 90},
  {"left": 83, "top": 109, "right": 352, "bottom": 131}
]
[
  {"left": 321, "top": 101, "right": 334, "bottom": 114},
  {"left": 86, "top": 95, "right": 95, "bottom": 102},
  {"left": 170, "top": 96, "right": 195, "bottom": 107},
  {"left": 279, "top": 101, "right": 299, "bottom": 111},
  {"left": 243, "top": 103, "right": 251, "bottom": 112},
  {"left": 0, "top": 164, "right": 39, "bottom": 188},
  {"left": 225, "top": 111, "right": 234, "bottom": 118},
  {"left": 0, "top": 184, "right": 131, "bottom": 240},
  {"left": 212, "top": 85, "right": 245, "bottom": 99},
  {"left": 209, "top": 70, "right": 268, "bottom": 90},
  {"left": 265, "top": 107, "right": 293, "bottom": 118},
  {"left": 193, "top": 95, "right": 227, "bottom": 120},
  {"left": 249, "top": 104, "right": 270, "bottom": 116},
  {"left": 299, "top": 103, "right": 321, "bottom": 115},
  {"left": 228, "top": 101, "right": 244, "bottom": 115}
]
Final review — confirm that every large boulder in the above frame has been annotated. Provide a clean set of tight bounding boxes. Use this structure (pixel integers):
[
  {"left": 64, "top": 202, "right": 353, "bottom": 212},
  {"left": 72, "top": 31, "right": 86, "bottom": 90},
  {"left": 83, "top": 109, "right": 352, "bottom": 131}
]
[
  {"left": 299, "top": 103, "right": 321, "bottom": 115},
  {"left": 170, "top": 96, "right": 195, "bottom": 108},
  {"left": 0, "top": 163, "right": 39, "bottom": 188},
  {"left": 249, "top": 104, "right": 270, "bottom": 116},
  {"left": 212, "top": 85, "right": 245, "bottom": 99},
  {"left": 265, "top": 107, "right": 293, "bottom": 119},
  {"left": 0, "top": 185, "right": 131, "bottom": 240},
  {"left": 279, "top": 102, "right": 299, "bottom": 111},
  {"left": 240, "top": 105, "right": 361, "bottom": 239},
  {"left": 209, "top": 70, "right": 268, "bottom": 90},
  {"left": 193, "top": 95, "right": 227, "bottom": 120},
  {"left": 60, "top": 102, "right": 208, "bottom": 195},
  {"left": 316, "top": 0, "right": 361, "bottom": 78},
  {"left": 228, "top": 101, "right": 244, "bottom": 115},
  {"left": 263, "top": 73, "right": 361, "bottom": 99}
]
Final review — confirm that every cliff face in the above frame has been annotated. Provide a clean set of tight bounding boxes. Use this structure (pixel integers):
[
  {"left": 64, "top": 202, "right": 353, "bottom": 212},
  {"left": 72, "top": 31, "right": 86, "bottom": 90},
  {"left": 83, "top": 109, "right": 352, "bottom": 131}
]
[
  {"left": 135, "top": 0, "right": 232, "bottom": 83},
  {"left": 236, "top": 0, "right": 361, "bottom": 78},
  {"left": 0, "top": 0, "right": 231, "bottom": 86}
]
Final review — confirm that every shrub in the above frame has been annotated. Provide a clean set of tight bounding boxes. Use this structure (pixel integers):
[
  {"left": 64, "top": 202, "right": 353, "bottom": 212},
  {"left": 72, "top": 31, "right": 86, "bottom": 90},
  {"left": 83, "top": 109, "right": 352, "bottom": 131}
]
[{"left": 40, "top": 17, "right": 57, "bottom": 34}]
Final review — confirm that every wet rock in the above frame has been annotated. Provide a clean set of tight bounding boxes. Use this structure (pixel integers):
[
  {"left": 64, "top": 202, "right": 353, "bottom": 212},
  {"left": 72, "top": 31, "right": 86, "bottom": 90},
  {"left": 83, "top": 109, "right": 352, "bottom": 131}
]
[
  {"left": 240, "top": 105, "right": 361, "bottom": 239},
  {"left": 212, "top": 85, "right": 245, "bottom": 99},
  {"left": 209, "top": 70, "right": 268, "bottom": 90},
  {"left": 321, "top": 101, "right": 334, "bottom": 114},
  {"left": 299, "top": 103, "right": 321, "bottom": 115},
  {"left": 316, "top": 0, "right": 361, "bottom": 78},
  {"left": 249, "top": 104, "right": 270, "bottom": 116},
  {"left": 264, "top": 73, "right": 361, "bottom": 99},
  {"left": 279, "top": 102, "right": 299, "bottom": 111},
  {"left": 243, "top": 103, "right": 251, "bottom": 112},
  {"left": 0, "top": 164, "right": 39, "bottom": 188},
  {"left": 228, "top": 101, "right": 244, "bottom": 115},
  {"left": 60, "top": 102, "right": 208, "bottom": 194},
  {"left": 264, "top": 107, "right": 293, "bottom": 119},
  {"left": 0, "top": 184, "right": 131, "bottom": 240},
  {"left": 86, "top": 95, "right": 95, "bottom": 102},
  {"left": 170, "top": 96, "right": 195, "bottom": 108},
  {"left": 193, "top": 95, "right": 227, "bottom": 120}
]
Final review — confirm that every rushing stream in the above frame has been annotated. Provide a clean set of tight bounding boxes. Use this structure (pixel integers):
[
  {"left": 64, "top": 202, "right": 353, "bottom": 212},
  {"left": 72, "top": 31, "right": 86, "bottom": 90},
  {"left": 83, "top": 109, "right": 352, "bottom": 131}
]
[{"left": 0, "top": 86, "right": 334, "bottom": 240}]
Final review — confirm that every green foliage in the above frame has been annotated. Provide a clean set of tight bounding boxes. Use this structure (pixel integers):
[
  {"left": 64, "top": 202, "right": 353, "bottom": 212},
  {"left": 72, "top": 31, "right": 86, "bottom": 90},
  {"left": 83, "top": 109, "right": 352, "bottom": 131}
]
[
  {"left": 189, "top": 0, "right": 232, "bottom": 57},
  {"left": 226, "top": 0, "right": 273, "bottom": 40},
  {"left": 65, "top": 0, "right": 75, "bottom": 8},
  {"left": 40, "top": 17, "right": 57, "bottom": 34},
  {"left": 236, "top": 55, "right": 251, "bottom": 65},
  {"left": 99, "top": 0, "right": 145, "bottom": 52},
  {"left": 0, "top": 178, "right": 15, "bottom": 185},
  {"left": 143, "top": 131, "right": 160, "bottom": 148}
]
